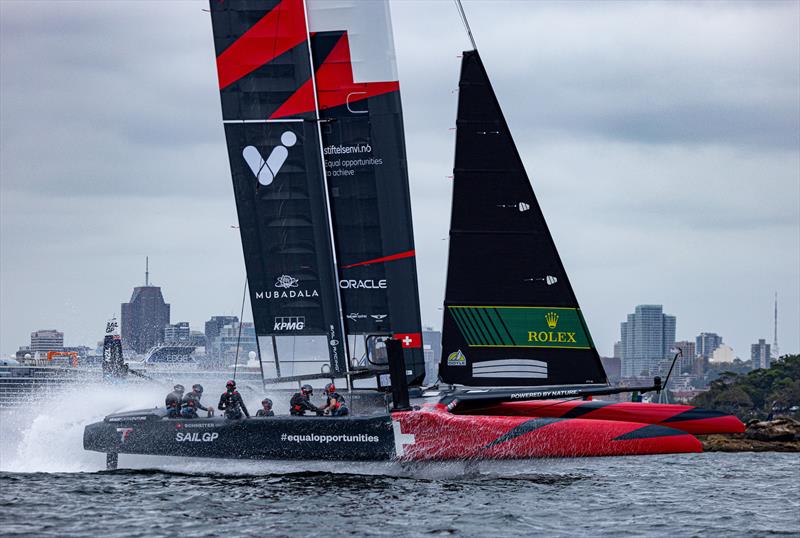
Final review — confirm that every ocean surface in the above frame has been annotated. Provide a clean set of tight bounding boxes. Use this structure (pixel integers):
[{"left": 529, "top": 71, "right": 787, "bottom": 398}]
[{"left": 1, "top": 383, "right": 798, "bottom": 537}]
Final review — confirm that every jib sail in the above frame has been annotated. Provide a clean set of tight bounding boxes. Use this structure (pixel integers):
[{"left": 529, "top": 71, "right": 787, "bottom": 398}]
[
  {"left": 210, "top": 0, "right": 347, "bottom": 374},
  {"left": 306, "top": 1, "right": 425, "bottom": 384},
  {"left": 440, "top": 50, "right": 608, "bottom": 387}
]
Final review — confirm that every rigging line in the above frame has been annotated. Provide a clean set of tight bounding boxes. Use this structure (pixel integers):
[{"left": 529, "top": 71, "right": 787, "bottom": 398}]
[
  {"left": 453, "top": 0, "right": 478, "bottom": 51},
  {"left": 233, "top": 276, "right": 248, "bottom": 381}
]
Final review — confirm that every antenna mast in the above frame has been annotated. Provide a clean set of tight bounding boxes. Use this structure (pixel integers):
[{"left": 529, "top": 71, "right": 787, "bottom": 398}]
[
  {"left": 145, "top": 256, "right": 149, "bottom": 286},
  {"left": 772, "top": 292, "right": 779, "bottom": 360}
]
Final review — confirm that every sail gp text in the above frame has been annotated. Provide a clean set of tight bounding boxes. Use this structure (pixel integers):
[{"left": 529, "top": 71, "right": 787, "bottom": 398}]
[{"left": 175, "top": 432, "right": 219, "bottom": 442}]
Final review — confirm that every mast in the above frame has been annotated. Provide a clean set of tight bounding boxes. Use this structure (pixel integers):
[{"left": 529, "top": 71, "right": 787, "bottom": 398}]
[{"left": 772, "top": 292, "right": 780, "bottom": 360}]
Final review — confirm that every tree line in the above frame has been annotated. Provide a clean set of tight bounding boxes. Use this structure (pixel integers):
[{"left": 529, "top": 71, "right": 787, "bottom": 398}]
[{"left": 690, "top": 355, "right": 800, "bottom": 420}]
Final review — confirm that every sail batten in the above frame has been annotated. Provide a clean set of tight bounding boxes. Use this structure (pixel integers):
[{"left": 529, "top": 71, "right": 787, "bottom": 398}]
[{"left": 440, "top": 50, "right": 608, "bottom": 387}]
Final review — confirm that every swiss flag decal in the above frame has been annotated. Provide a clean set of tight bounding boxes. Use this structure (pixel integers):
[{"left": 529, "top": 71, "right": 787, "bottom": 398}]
[{"left": 394, "top": 333, "right": 422, "bottom": 349}]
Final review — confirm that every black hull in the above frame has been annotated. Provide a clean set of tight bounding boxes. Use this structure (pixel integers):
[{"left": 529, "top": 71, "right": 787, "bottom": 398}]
[{"left": 84, "top": 409, "right": 396, "bottom": 462}]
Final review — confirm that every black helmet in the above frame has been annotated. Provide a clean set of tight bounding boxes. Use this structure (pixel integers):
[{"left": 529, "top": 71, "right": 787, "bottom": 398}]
[
  {"left": 174, "top": 384, "right": 185, "bottom": 392},
  {"left": 192, "top": 384, "right": 203, "bottom": 394},
  {"left": 324, "top": 383, "right": 335, "bottom": 395},
  {"left": 261, "top": 398, "right": 272, "bottom": 408},
  {"left": 301, "top": 384, "right": 313, "bottom": 395},
  {"left": 226, "top": 380, "right": 236, "bottom": 390}
]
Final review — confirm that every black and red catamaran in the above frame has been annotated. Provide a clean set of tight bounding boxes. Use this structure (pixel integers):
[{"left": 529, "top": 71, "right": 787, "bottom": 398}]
[{"left": 84, "top": 0, "right": 742, "bottom": 467}]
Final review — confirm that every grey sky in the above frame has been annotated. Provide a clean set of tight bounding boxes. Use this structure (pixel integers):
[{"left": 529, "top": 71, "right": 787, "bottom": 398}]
[{"left": 1, "top": 1, "right": 798, "bottom": 360}]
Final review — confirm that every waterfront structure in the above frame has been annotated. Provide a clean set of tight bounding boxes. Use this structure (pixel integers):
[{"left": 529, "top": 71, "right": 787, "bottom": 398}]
[
  {"left": 751, "top": 339, "right": 771, "bottom": 370},
  {"left": 121, "top": 268, "right": 171, "bottom": 354},
  {"left": 710, "top": 344, "right": 736, "bottom": 364},
  {"left": 619, "top": 305, "right": 676, "bottom": 378},
  {"left": 673, "top": 340, "right": 696, "bottom": 373},
  {"left": 696, "top": 332, "right": 723, "bottom": 360},
  {"left": 164, "top": 322, "right": 190, "bottom": 343},
  {"left": 30, "top": 329, "right": 64, "bottom": 353}
]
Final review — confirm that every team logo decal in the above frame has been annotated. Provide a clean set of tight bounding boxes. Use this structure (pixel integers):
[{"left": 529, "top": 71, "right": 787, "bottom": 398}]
[
  {"left": 242, "top": 131, "right": 297, "bottom": 186},
  {"left": 447, "top": 349, "right": 467, "bottom": 366},
  {"left": 275, "top": 275, "right": 299, "bottom": 289}
]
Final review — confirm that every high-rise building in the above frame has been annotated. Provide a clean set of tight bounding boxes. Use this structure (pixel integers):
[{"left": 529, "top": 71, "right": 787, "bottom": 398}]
[
  {"left": 121, "top": 263, "right": 170, "bottom": 354},
  {"left": 751, "top": 339, "right": 771, "bottom": 370},
  {"left": 422, "top": 327, "right": 442, "bottom": 384},
  {"left": 696, "top": 332, "right": 723, "bottom": 360},
  {"left": 30, "top": 329, "right": 64, "bottom": 352},
  {"left": 673, "top": 340, "right": 696, "bottom": 373},
  {"left": 164, "top": 322, "right": 191, "bottom": 343},
  {"left": 211, "top": 321, "right": 257, "bottom": 363},
  {"left": 613, "top": 341, "right": 623, "bottom": 359},
  {"left": 205, "top": 316, "right": 239, "bottom": 356},
  {"left": 619, "top": 305, "right": 676, "bottom": 378}
]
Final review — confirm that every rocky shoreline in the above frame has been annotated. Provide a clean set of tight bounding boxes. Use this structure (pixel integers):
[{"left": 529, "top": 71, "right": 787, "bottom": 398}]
[{"left": 699, "top": 417, "right": 800, "bottom": 453}]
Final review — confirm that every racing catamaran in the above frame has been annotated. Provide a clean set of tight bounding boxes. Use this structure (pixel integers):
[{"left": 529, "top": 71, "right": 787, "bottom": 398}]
[{"left": 84, "top": 0, "right": 742, "bottom": 468}]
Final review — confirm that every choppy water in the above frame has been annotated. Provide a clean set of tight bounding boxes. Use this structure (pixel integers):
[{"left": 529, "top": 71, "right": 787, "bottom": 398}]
[{"left": 1, "top": 383, "right": 798, "bottom": 537}]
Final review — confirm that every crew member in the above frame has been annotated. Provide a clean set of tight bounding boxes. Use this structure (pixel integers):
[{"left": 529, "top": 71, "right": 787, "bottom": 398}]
[
  {"left": 255, "top": 398, "right": 274, "bottom": 417},
  {"left": 218, "top": 379, "right": 250, "bottom": 420},
  {"left": 289, "top": 384, "right": 322, "bottom": 416},
  {"left": 180, "top": 384, "right": 214, "bottom": 419},
  {"left": 165, "top": 384, "right": 184, "bottom": 418},
  {"left": 321, "top": 383, "right": 349, "bottom": 417}
]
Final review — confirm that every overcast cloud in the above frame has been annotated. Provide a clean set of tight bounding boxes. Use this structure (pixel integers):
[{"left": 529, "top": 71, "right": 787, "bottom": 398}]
[{"left": 1, "top": 0, "right": 798, "bottom": 360}]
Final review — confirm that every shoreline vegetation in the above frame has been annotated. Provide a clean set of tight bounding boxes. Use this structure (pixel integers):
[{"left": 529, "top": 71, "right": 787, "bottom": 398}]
[{"left": 688, "top": 355, "right": 799, "bottom": 452}]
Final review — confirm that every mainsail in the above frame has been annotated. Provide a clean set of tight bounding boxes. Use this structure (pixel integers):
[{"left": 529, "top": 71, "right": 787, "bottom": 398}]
[
  {"left": 210, "top": 0, "right": 347, "bottom": 374},
  {"left": 307, "top": 1, "right": 424, "bottom": 382},
  {"left": 440, "top": 50, "right": 608, "bottom": 387},
  {"left": 210, "top": 0, "right": 423, "bottom": 383}
]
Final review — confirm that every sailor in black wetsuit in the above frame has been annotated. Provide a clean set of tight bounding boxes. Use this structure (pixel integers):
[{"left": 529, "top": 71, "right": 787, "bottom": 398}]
[
  {"left": 289, "top": 384, "right": 322, "bottom": 416},
  {"left": 255, "top": 398, "right": 274, "bottom": 417},
  {"left": 218, "top": 380, "right": 250, "bottom": 420},
  {"left": 165, "top": 384, "right": 184, "bottom": 418},
  {"left": 180, "top": 384, "right": 213, "bottom": 419},
  {"left": 321, "top": 383, "right": 349, "bottom": 417}
]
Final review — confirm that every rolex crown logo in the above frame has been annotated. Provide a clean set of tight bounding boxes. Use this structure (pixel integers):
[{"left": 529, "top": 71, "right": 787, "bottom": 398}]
[{"left": 545, "top": 312, "right": 559, "bottom": 329}]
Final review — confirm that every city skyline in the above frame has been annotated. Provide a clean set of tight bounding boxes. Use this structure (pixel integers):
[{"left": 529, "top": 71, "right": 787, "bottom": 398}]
[{"left": 2, "top": 1, "right": 798, "bottom": 359}]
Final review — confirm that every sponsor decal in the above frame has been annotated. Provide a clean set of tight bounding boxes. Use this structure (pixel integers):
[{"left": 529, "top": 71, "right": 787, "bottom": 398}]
[
  {"left": 116, "top": 427, "right": 133, "bottom": 443},
  {"left": 370, "top": 314, "right": 387, "bottom": 321},
  {"left": 275, "top": 275, "right": 299, "bottom": 289},
  {"left": 274, "top": 316, "right": 305, "bottom": 331},
  {"left": 392, "top": 420, "right": 416, "bottom": 457},
  {"left": 107, "top": 416, "right": 148, "bottom": 422},
  {"left": 448, "top": 306, "right": 591, "bottom": 349},
  {"left": 510, "top": 389, "right": 580, "bottom": 399},
  {"left": 394, "top": 333, "right": 422, "bottom": 349},
  {"left": 105, "top": 318, "right": 119, "bottom": 335},
  {"left": 280, "top": 433, "right": 379, "bottom": 443},
  {"left": 329, "top": 324, "right": 340, "bottom": 364},
  {"left": 175, "top": 422, "right": 215, "bottom": 429},
  {"left": 347, "top": 312, "right": 367, "bottom": 321},
  {"left": 528, "top": 312, "right": 577, "bottom": 344},
  {"left": 447, "top": 349, "right": 467, "bottom": 366},
  {"left": 472, "top": 359, "right": 547, "bottom": 379},
  {"left": 175, "top": 432, "right": 219, "bottom": 443},
  {"left": 339, "top": 279, "right": 387, "bottom": 289},
  {"left": 242, "top": 131, "right": 297, "bottom": 187},
  {"left": 497, "top": 202, "right": 530, "bottom": 212},
  {"left": 255, "top": 275, "right": 319, "bottom": 301}
]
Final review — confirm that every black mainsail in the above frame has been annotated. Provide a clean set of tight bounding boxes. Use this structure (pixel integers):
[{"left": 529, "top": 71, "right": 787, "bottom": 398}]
[
  {"left": 210, "top": 0, "right": 347, "bottom": 374},
  {"left": 210, "top": 0, "right": 424, "bottom": 383},
  {"left": 306, "top": 1, "right": 424, "bottom": 383},
  {"left": 440, "top": 50, "right": 608, "bottom": 388}
]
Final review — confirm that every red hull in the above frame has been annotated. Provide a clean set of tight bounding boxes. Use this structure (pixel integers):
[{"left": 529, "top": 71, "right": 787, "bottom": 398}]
[
  {"left": 463, "top": 400, "right": 744, "bottom": 435},
  {"left": 392, "top": 406, "right": 702, "bottom": 460}
]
